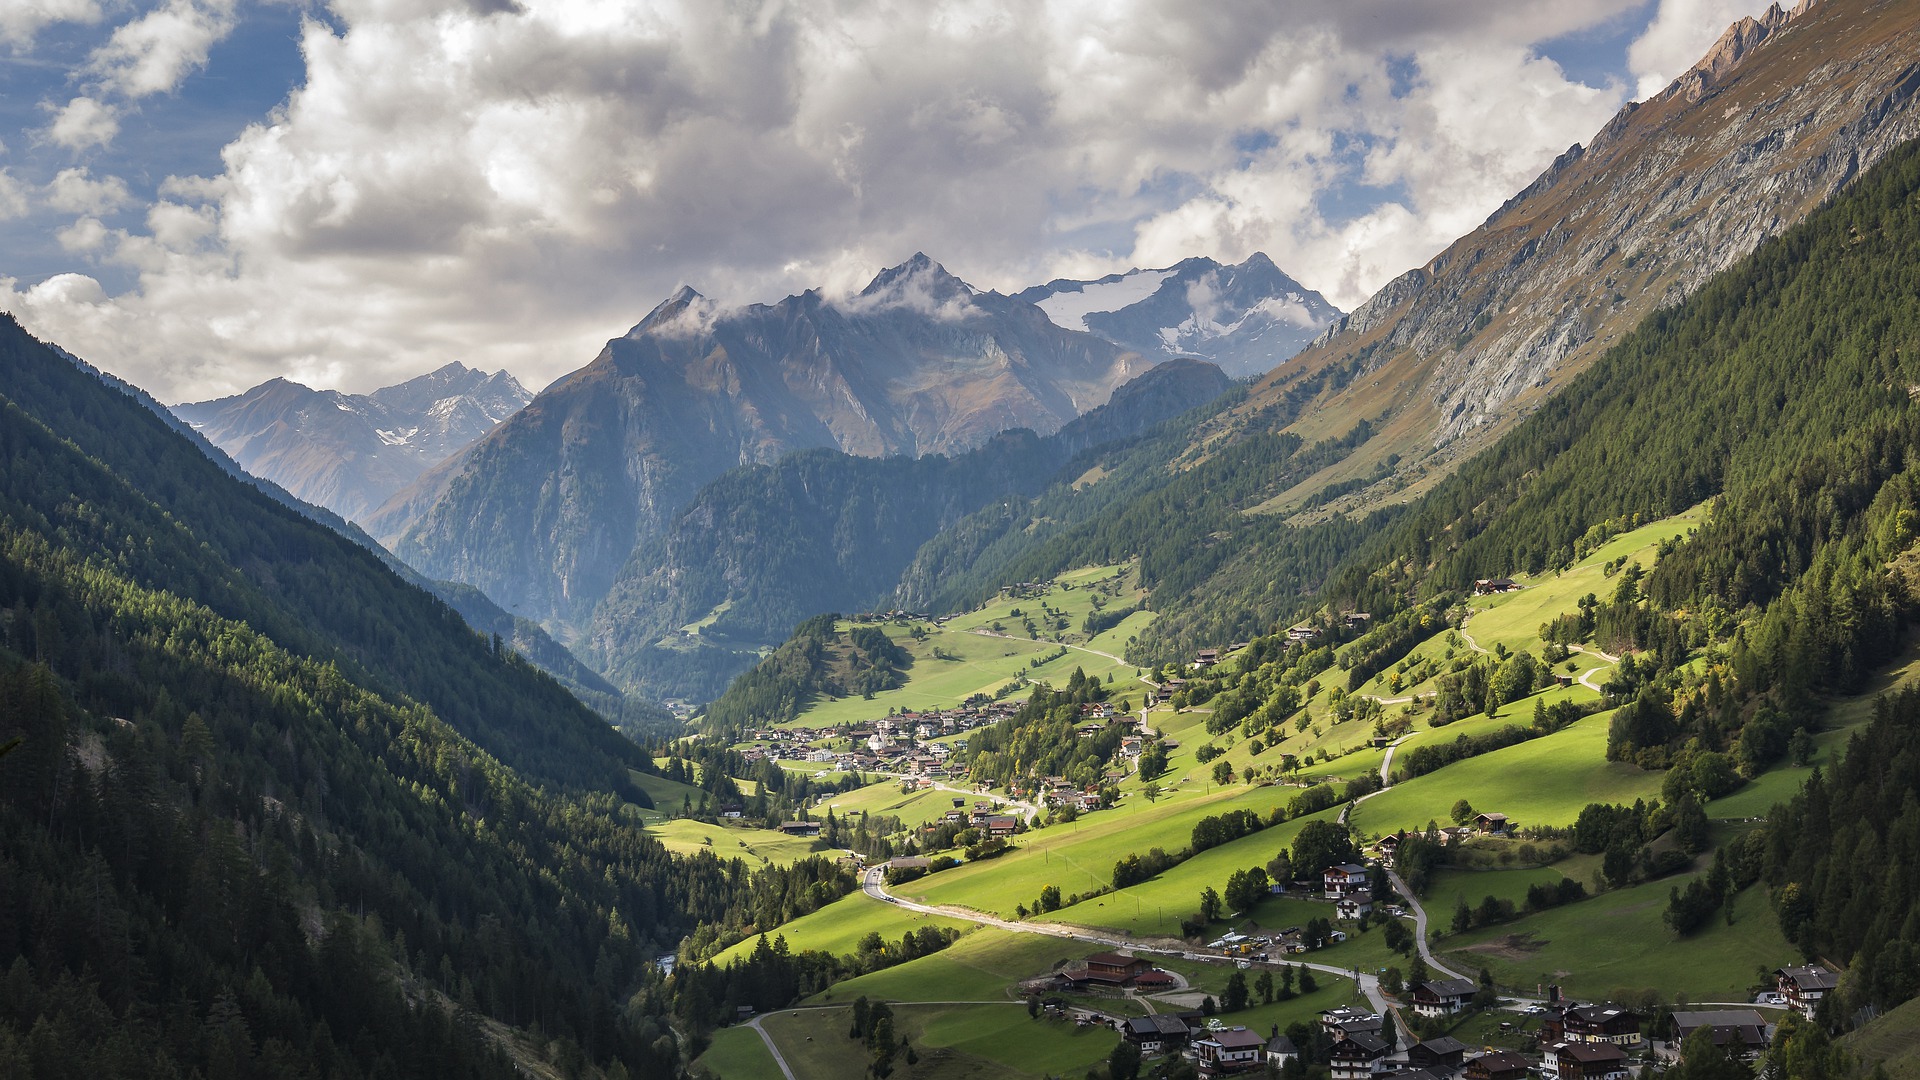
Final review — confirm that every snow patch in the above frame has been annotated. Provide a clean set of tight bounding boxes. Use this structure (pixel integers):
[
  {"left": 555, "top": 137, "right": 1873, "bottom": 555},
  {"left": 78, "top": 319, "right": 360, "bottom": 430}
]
[{"left": 1034, "top": 269, "right": 1176, "bottom": 331}]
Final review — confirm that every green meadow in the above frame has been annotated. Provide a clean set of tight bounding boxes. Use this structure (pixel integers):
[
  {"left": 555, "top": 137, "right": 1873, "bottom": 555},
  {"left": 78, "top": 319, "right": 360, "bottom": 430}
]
[
  {"left": 645, "top": 819, "right": 825, "bottom": 867},
  {"left": 714, "top": 891, "right": 974, "bottom": 966}
]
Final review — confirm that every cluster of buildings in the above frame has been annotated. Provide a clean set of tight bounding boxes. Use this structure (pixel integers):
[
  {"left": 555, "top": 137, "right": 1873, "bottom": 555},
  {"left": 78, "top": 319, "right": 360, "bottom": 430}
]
[{"left": 739, "top": 704, "right": 1025, "bottom": 777}]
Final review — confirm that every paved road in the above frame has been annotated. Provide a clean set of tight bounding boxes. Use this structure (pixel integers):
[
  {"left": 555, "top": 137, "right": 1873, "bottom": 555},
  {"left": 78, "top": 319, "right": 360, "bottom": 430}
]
[
  {"left": 1385, "top": 867, "right": 1467, "bottom": 981},
  {"left": 967, "top": 627, "right": 1130, "bottom": 666},
  {"left": 1378, "top": 734, "right": 1412, "bottom": 786},
  {"left": 864, "top": 869, "right": 1395, "bottom": 1015},
  {"left": 741, "top": 1013, "right": 798, "bottom": 1080}
]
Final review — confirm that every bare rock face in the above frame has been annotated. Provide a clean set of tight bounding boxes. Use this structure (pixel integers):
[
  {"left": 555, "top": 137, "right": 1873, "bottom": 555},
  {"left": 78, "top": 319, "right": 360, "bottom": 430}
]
[
  {"left": 1247, "top": 0, "right": 1920, "bottom": 474},
  {"left": 369, "top": 256, "right": 1157, "bottom": 630}
]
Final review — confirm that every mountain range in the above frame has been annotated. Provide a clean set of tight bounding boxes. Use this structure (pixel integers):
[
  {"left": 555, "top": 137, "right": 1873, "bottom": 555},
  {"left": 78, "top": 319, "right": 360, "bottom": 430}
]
[
  {"left": 1018, "top": 253, "right": 1341, "bottom": 378},
  {"left": 174, "top": 362, "right": 531, "bottom": 523}
]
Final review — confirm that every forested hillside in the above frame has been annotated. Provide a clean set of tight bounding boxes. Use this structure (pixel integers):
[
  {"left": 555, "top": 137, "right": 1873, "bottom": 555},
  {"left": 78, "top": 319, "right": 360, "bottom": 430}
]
[{"left": 0, "top": 319, "right": 854, "bottom": 1078}]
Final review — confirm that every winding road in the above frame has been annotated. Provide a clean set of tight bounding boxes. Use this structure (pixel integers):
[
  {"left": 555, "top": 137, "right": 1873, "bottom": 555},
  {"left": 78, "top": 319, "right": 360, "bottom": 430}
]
[{"left": 862, "top": 868, "right": 1397, "bottom": 1016}]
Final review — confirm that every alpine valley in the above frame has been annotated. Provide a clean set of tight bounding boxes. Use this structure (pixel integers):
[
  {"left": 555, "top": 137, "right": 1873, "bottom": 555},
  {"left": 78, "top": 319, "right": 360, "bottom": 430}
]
[{"left": 13, "top": 1, "right": 1920, "bottom": 1080}]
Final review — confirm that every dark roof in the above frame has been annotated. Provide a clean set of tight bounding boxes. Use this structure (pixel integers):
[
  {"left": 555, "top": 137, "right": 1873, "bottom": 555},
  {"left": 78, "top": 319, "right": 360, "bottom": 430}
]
[
  {"left": 1332, "top": 1032, "right": 1388, "bottom": 1056},
  {"left": 1417, "top": 978, "right": 1479, "bottom": 999},
  {"left": 1559, "top": 1043, "right": 1628, "bottom": 1062},
  {"left": 1778, "top": 964, "right": 1841, "bottom": 990},
  {"left": 1327, "top": 862, "right": 1369, "bottom": 875},
  {"left": 1266, "top": 1035, "right": 1298, "bottom": 1055},
  {"left": 1084, "top": 951, "right": 1146, "bottom": 968},
  {"left": 1418, "top": 1036, "right": 1471, "bottom": 1055},
  {"left": 1152, "top": 1015, "right": 1190, "bottom": 1036},
  {"left": 1673, "top": 1009, "right": 1772, "bottom": 1046},
  {"left": 1470, "top": 1049, "right": 1536, "bottom": 1072},
  {"left": 1210, "top": 1029, "right": 1264, "bottom": 1049}
]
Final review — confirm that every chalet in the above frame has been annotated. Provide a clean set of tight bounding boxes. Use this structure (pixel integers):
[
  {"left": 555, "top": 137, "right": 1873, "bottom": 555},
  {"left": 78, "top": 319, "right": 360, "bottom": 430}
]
[
  {"left": 1668, "top": 1010, "right": 1774, "bottom": 1062},
  {"left": 1131, "top": 970, "right": 1176, "bottom": 991},
  {"left": 1264, "top": 1034, "right": 1298, "bottom": 1069},
  {"left": 777, "top": 820, "right": 820, "bottom": 836},
  {"left": 1408, "top": 1036, "right": 1469, "bottom": 1072},
  {"left": 1474, "top": 578, "right": 1520, "bottom": 594},
  {"left": 1286, "top": 625, "right": 1321, "bottom": 642},
  {"left": 1327, "top": 1031, "right": 1388, "bottom": 1080},
  {"left": 1193, "top": 1027, "right": 1264, "bottom": 1074},
  {"left": 1474, "top": 812, "right": 1510, "bottom": 834},
  {"left": 1120, "top": 1014, "right": 1191, "bottom": 1056},
  {"left": 1085, "top": 952, "right": 1154, "bottom": 982},
  {"left": 1542, "top": 1042, "right": 1628, "bottom": 1080},
  {"left": 1410, "top": 978, "right": 1477, "bottom": 1017},
  {"left": 1195, "top": 649, "right": 1220, "bottom": 668},
  {"left": 1466, "top": 1049, "right": 1535, "bottom": 1080},
  {"left": 986, "top": 815, "right": 1019, "bottom": 838},
  {"left": 1376, "top": 832, "right": 1403, "bottom": 865},
  {"left": 1323, "top": 863, "right": 1371, "bottom": 897},
  {"left": 1344, "top": 612, "right": 1373, "bottom": 628},
  {"left": 1319, "top": 1008, "right": 1381, "bottom": 1037},
  {"left": 1554, "top": 1003, "right": 1642, "bottom": 1046},
  {"left": 1776, "top": 964, "right": 1840, "bottom": 1019},
  {"left": 1335, "top": 896, "right": 1372, "bottom": 921}
]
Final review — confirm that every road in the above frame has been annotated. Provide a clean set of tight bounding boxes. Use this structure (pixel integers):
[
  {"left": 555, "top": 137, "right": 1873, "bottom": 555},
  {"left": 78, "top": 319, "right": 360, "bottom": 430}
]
[
  {"left": 743, "top": 1000, "right": 1037, "bottom": 1079},
  {"left": 967, "top": 627, "right": 1130, "bottom": 666},
  {"left": 863, "top": 869, "right": 1396, "bottom": 1015},
  {"left": 1385, "top": 868, "right": 1467, "bottom": 981}
]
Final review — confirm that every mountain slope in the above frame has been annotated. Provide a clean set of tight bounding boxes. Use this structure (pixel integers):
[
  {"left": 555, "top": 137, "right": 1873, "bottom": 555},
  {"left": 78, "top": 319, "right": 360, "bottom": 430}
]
[
  {"left": 1019, "top": 253, "right": 1342, "bottom": 378},
  {"left": 0, "top": 313, "right": 863, "bottom": 1078},
  {"left": 582, "top": 357, "right": 1234, "bottom": 701},
  {"left": 1210, "top": 0, "right": 1920, "bottom": 514},
  {"left": 370, "top": 254, "right": 1155, "bottom": 632},
  {"left": 174, "top": 363, "right": 530, "bottom": 523},
  {"left": 889, "top": 0, "right": 1920, "bottom": 663}
]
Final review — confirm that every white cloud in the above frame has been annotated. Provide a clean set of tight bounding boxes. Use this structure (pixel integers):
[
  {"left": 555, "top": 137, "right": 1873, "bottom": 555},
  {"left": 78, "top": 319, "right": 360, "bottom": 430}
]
[
  {"left": 86, "top": 0, "right": 240, "bottom": 99},
  {"left": 1627, "top": 0, "right": 1781, "bottom": 100},
  {"left": 0, "top": 170, "right": 30, "bottom": 221},
  {"left": 57, "top": 215, "right": 113, "bottom": 252},
  {"left": 5, "top": 0, "right": 1770, "bottom": 402},
  {"left": 0, "top": 0, "right": 104, "bottom": 50},
  {"left": 45, "top": 96, "right": 121, "bottom": 151},
  {"left": 46, "top": 167, "right": 133, "bottom": 214}
]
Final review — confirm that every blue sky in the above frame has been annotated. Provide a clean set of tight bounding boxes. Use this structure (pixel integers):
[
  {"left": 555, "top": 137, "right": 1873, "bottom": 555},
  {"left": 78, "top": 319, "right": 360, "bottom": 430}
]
[{"left": 0, "top": 0, "right": 1778, "bottom": 400}]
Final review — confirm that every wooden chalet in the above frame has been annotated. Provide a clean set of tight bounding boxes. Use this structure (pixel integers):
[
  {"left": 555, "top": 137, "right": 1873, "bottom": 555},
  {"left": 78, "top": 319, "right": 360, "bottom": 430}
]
[
  {"left": 1668, "top": 1010, "right": 1774, "bottom": 1062},
  {"left": 1408, "top": 1036, "right": 1469, "bottom": 1071},
  {"left": 1776, "top": 964, "right": 1840, "bottom": 1019},
  {"left": 1193, "top": 1028, "right": 1264, "bottom": 1075},
  {"left": 1466, "top": 1049, "right": 1535, "bottom": 1080},
  {"left": 1409, "top": 977, "right": 1477, "bottom": 1017},
  {"left": 1551, "top": 1002, "right": 1642, "bottom": 1046},
  {"left": 1323, "top": 862, "right": 1370, "bottom": 897},
  {"left": 776, "top": 820, "right": 820, "bottom": 836},
  {"left": 1543, "top": 1041, "right": 1628, "bottom": 1080},
  {"left": 1120, "top": 1014, "right": 1191, "bottom": 1056},
  {"left": 1474, "top": 811, "right": 1510, "bottom": 834},
  {"left": 1327, "top": 1031, "right": 1388, "bottom": 1080}
]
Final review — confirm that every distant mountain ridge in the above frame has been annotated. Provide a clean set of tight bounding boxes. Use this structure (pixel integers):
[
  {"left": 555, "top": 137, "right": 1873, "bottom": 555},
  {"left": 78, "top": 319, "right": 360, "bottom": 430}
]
[
  {"left": 367, "top": 254, "right": 1192, "bottom": 632},
  {"left": 1018, "top": 253, "right": 1342, "bottom": 378},
  {"left": 173, "top": 362, "right": 530, "bottom": 523}
]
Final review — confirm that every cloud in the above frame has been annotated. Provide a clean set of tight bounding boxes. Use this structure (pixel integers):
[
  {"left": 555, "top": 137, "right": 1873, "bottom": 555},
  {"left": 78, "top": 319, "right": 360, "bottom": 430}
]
[
  {"left": 4, "top": 0, "right": 1771, "bottom": 402},
  {"left": 0, "top": 0, "right": 104, "bottom": 50},
  {"left": 0, "top": 170, "right": 30, "bottom": 221},
  {"left": 86, "top": 0, "right": 240, "bottom": 99},
  {"left": 46, "top": 167, "right": 132, "bottom": 214},
  {"left": 44, "top": 96, "right": 120, "bottom": 151},
  {"left": 1627, "top": 0, "right": 1780, "bottom": 100}
]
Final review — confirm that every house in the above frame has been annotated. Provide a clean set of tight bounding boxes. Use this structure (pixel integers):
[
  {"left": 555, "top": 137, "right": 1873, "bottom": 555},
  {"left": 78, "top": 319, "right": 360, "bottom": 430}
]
[
  {"left": 1085, "top": 953, "right": 1154, "bottom": 981},
  {"left": 1668, "top": 1010, "right": 1774, "bottom": 1062},
  {"left": 1554, "top": 1003, "right": 1642, "bottom": 1046},
  {"left": 1376, "top": 832, "right": 1403, "bottom": 865},
  {"left": 1474, "top": 812, "right": 1510, "bottom": 834},
  {"left": 1410, "top": 978, "right": 1478, "bottom": 1017},
  {"left": 1408, "top": 1036, "right": 1469, "bottom": 1071},
  {"left": 1323, "top": 863, "right": 1371, "bottom": 897},
  {"left": 1286, "top": 625, "right": 1321, "bottom": 642},
  {"left": 1121, "top": 1014, "right": 1191, "bottom": 1056},
  {"left": 1344, "top": 612, "right": 1373, "bottom": 628},
  {"left": 1335, "top": 896, "right": 1373, "bottom": 921},
  {"left": 1319, "top": 1008, "right": 1381, "bottom": 1037},
  {"left": 1131, "top": 970, "right": 1176, "bottom": 991},
  {"left": 886, "top": 856, "right": 929, "bottom": 871},
  {"left": 1543, "top": 1042, "right": 1629, "bottom": 1080},
  {"left": 1264, "top": 1034, "right": 1299, "bottom": 1069},
  {"left": 776, "top": 820, "right": 820, "bottom": 836},
  {"left": 1195, "top": 649, "right": 1220, "bottom": 667},
  {"left": 1193, "top": 1028, "right": 1265, "bottom": 1074},
  {"left": 985, "top": 815, "right": 1018, "bottom": 838},
  {"left": 1327, "top": 1031, "right": 1389, "bottom": 1080},
  {"left": 1776, "top": 964, "right": 1840, "bottom": 1019},
  {"left": 1466, "top": 1049, "right": 1535, "bottom": 1080},
  {"left": 1474, "top": 578, "right": 1519, "bottom": 594}
]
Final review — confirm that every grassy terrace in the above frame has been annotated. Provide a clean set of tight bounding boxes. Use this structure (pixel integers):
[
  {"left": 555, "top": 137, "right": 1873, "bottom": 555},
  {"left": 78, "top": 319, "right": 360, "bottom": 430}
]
[
  {"left": 1349, "top": 711, "right": 1663, "bottom": 836},
  {"left": 778, "top": 564, "right": 1158, "bottom": 729},
  {"left": 644, "top": 819, "right": 826, "bottom": 867},
  {"left": 714, "top": 892, "right": 973, "bottom": 966},
  {"left": 901, "top": 783, "right": 1298, "bottom": 917}
]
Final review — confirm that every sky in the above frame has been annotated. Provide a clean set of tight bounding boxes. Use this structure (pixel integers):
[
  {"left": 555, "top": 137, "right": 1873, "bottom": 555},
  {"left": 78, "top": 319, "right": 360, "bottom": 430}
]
[{"left": 0, "top": 0, "right": 1782, "bottom": 402}]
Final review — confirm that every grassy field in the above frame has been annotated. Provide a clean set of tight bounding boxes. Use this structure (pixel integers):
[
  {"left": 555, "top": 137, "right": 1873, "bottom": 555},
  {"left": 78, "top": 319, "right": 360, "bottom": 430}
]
[
  {"left": 807, "top": 929, "right": 1089, "bottom": 1004},
  {"left": 645, "top": 819, "right": 825, "bottom": 867},
  {"left": 1844, "top": 995, "right": 1920, "bottom": 1080},
  {"left": 1440, "top": 877, "right": 1790, "bottom": 1003},
  {"left": 820, "top": 779, "right": 970, "bottom": 829},
  {"left": 1035, "top": 807, "right": 1342, "bottom": 937},
  {"left": 691, "top": 1026, "right": 778, "bottom": 1080},
  {"left": 1424, "top": 866, "right": 1571, "bottom": 911},
  {"left": 754, "top": 1003, "right": 1120, "bottom": 1080},
  {"left": 782, "top": 565, "right": 1158, "bottom": 729},
  {"left": 714, "top": 892, "right": 975, "bottom": 966},
  {"left": 1349, "top": 711, "right": 1663, "bottom": 836},
  {"left": 905, "top": 783, "right": 1298, "bottom": 917}
]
